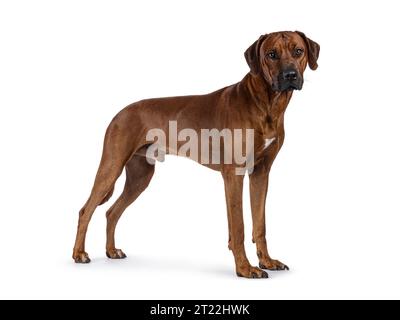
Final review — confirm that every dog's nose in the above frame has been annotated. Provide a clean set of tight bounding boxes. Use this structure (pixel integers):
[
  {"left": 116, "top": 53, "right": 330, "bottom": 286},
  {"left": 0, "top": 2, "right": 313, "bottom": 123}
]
[{"left": 283, "top": 70, "right": 298, "bottom": 81}]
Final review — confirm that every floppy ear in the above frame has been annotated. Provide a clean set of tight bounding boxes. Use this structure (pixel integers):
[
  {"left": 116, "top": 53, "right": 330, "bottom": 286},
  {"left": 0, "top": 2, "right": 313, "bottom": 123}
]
[
  {"left": 244, "top": 34, "right": 269, "bottom": 75},
  {"left": 295, "top": 31, "right": 320, "bottom": 70}
]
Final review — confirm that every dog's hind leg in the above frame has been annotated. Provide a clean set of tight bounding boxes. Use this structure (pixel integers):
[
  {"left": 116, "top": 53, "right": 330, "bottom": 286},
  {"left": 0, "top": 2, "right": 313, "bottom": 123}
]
[
  {"left": 73, "top": 165, "right": 124, "bottom": 263},
  {"left": 72, "top": 120, "right": 137, "bottom": 263},
  {"left": 105, "top": 149, "right": 155, "bottom": 259}
]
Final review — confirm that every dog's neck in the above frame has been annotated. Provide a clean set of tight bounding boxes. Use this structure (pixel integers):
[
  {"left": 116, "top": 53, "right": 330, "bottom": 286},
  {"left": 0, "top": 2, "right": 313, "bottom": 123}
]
[{"left": 242, "top": 73, "right": 293, "bottom": 124}]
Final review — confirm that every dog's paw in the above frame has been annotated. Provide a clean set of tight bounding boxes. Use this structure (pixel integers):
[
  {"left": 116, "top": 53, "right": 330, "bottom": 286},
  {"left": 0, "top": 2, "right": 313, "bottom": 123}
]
[
  {"left": 259, "top": 259, "right": 289, "bottom": 271},
  {"left": 73, "top": 251, "right": 91, "bottom": 264},
  {"left": 236, "top": 265, "right": 269, "bottom": 279},
  {"left": 106, "top": 248, "right": 127, "bottom": 259}
]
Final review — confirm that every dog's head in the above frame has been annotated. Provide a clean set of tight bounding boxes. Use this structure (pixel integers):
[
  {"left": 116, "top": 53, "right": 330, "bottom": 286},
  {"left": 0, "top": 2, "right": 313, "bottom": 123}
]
[{"left": 245, "top": 31, "right": 320, "bottom": 92}]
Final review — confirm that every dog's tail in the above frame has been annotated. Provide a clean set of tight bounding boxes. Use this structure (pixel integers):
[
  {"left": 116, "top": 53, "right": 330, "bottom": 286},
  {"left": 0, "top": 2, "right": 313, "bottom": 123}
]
[{"left": 98, "top": 186, "right": 114, "bottom": 205}]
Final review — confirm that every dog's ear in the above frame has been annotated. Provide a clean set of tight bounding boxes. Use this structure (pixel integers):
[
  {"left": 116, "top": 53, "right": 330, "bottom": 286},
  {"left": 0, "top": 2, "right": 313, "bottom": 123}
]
[
  {"left": 244, "top": 34, "right": 269, "bottom": 75},
  {"left": 295, "top": 31, "right": 320, "bottom": 70}
]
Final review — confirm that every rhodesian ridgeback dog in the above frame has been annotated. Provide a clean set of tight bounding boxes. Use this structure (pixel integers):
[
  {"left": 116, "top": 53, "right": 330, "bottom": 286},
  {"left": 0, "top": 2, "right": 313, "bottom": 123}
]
[{"left": 73, "top": 31, "right": 319, "bottom": 278}]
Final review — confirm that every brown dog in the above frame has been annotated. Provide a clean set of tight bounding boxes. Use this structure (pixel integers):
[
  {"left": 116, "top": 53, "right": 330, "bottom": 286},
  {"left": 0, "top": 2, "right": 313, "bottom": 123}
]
[{"left": 73, "top": 31, "right": 319, "bottom": 278}]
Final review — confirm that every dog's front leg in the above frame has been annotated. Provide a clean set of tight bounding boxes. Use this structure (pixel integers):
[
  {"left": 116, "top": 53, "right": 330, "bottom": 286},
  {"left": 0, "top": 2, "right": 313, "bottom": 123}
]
[
  {"left": 222, "top": 170, "right": 268, "bottom": 278},
  {"left": 249, "top": 163, "right": 289, "bottom": 271}
]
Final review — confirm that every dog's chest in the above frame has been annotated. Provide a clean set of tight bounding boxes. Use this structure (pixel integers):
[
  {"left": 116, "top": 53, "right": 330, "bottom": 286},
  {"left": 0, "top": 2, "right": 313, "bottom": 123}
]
[
  {"left": 254, "top": 117, "right": 284, "bottom": 156},
  {"left": 263, "top": 137, "right": 276, "bottom": 149}
]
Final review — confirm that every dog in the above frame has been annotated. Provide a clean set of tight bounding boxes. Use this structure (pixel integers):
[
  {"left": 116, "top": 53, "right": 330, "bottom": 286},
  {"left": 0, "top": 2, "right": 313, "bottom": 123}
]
[{"left": 73, "top": 31, "right": 319, "bottom": 278}]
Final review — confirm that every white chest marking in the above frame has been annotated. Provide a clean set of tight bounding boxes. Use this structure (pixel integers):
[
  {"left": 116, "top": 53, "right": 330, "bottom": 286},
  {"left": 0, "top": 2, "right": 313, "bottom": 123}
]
[{"left": 264, "top": 137, "right": 276, "bottom": 150}]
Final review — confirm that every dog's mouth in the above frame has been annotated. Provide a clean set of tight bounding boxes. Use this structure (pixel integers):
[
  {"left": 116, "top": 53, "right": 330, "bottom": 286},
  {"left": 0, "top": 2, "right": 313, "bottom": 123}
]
[
  {"left": 287, "top": 85, "right": 300, "bottom": 91},
  {"left": 272, "top": 81, "right": 303, "bottom": 92}
]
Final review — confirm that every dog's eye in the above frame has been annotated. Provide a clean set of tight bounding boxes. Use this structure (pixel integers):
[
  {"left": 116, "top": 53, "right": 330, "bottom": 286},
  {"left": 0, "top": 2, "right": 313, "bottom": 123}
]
[
  {"left": 267, "top": 50, "right": 278, "bottom": 60},
  {"left": 295, "top": 48, "right": 304, "bottom": 56}
]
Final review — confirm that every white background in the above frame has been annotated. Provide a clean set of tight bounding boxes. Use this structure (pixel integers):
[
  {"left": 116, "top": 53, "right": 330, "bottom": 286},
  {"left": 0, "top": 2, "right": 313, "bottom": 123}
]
[{"left": 0, "top": 0, "right": 399, "bottom": 299}]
